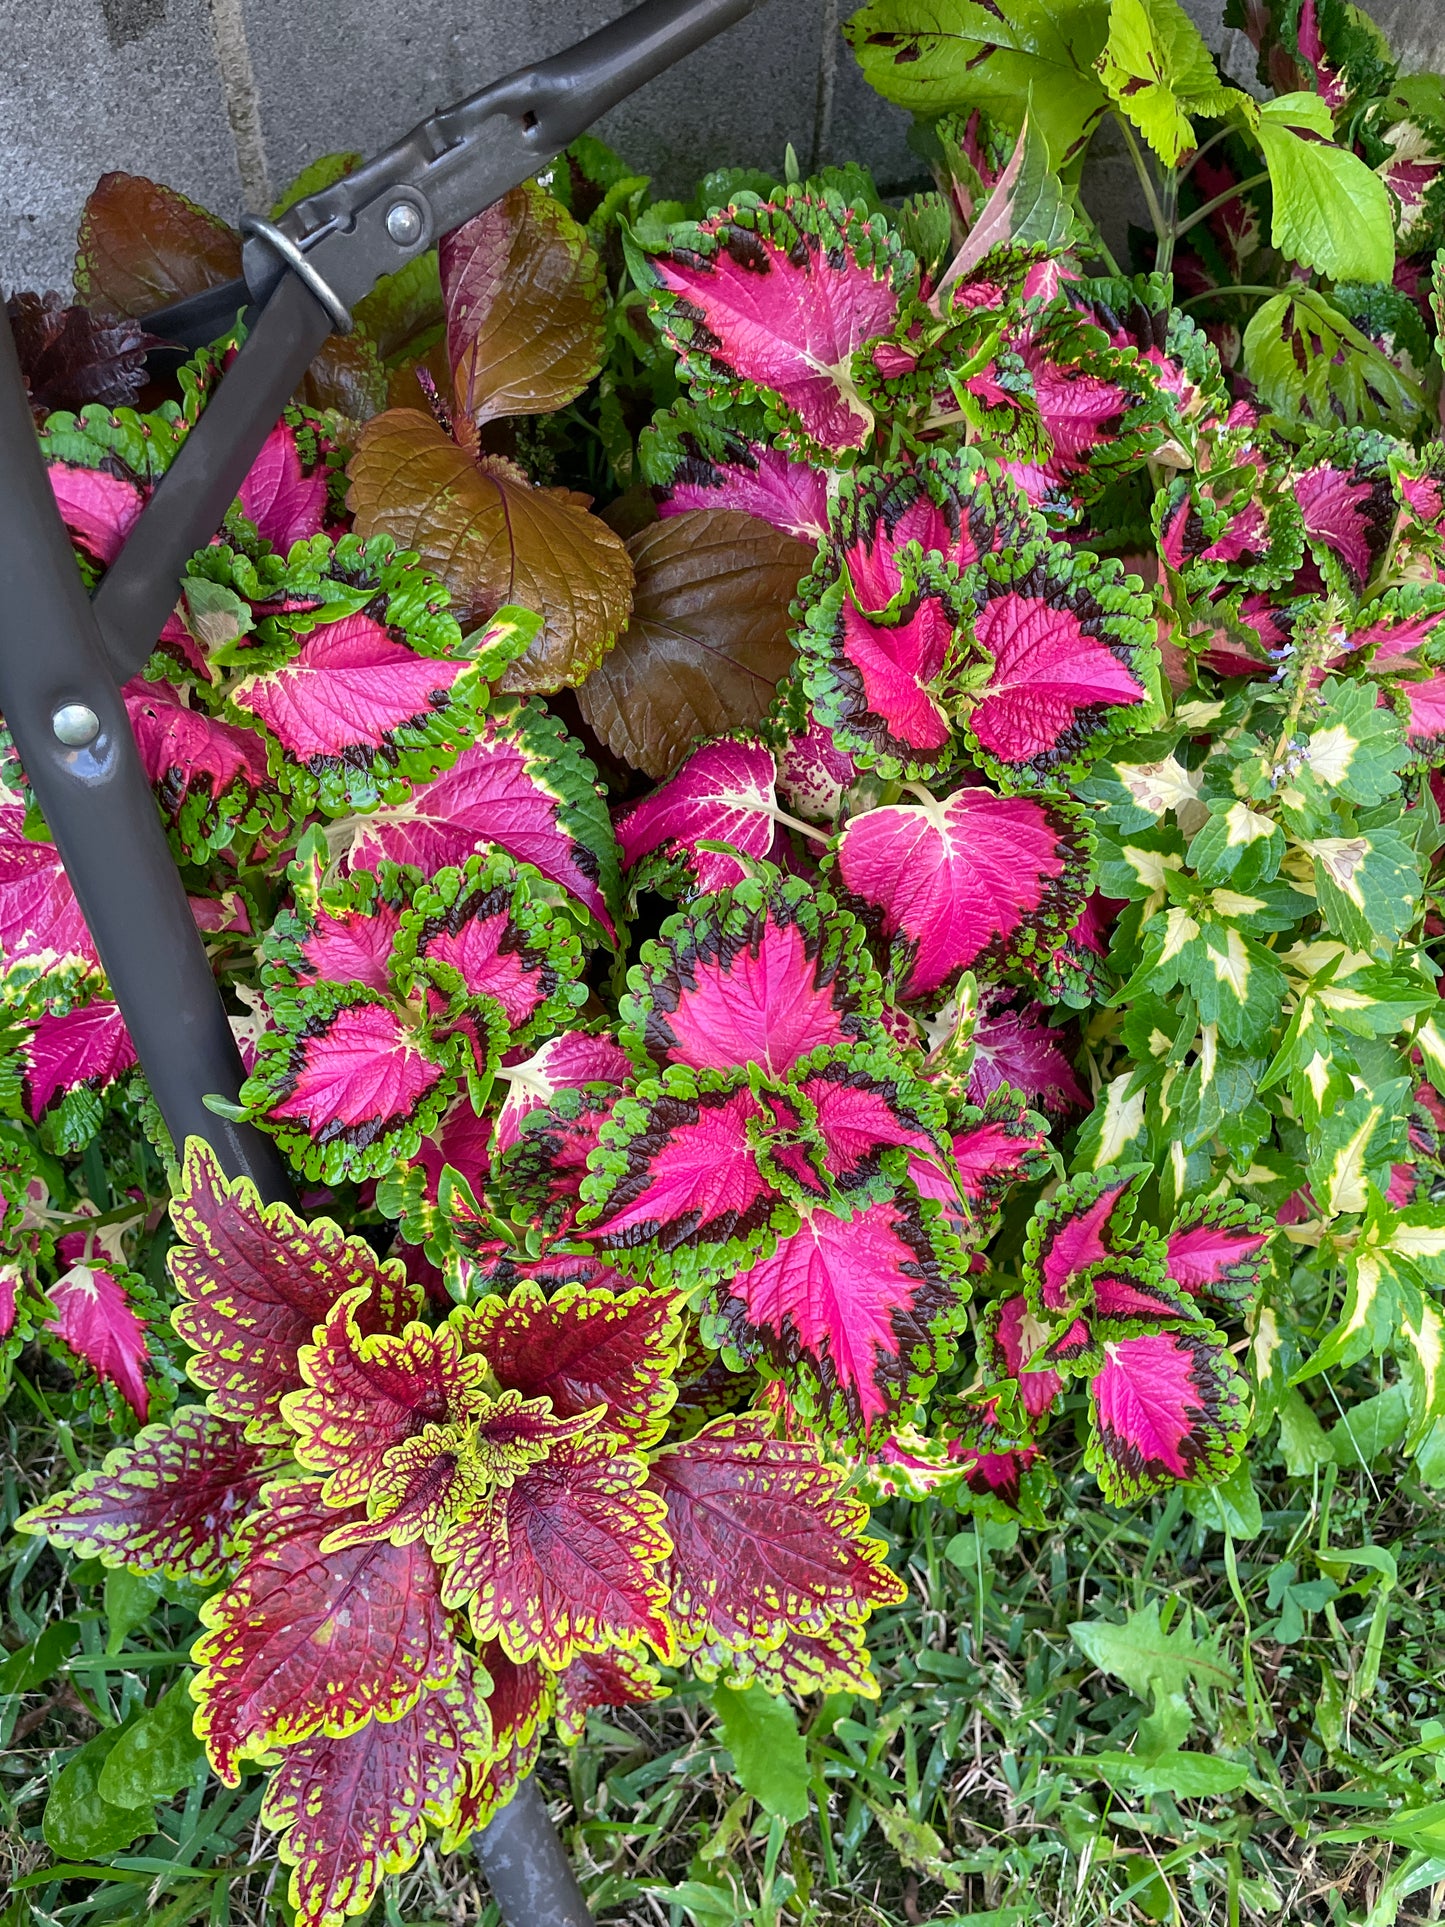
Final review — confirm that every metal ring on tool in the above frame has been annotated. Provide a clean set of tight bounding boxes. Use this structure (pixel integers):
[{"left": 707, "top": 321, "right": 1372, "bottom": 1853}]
[{"left": 239, "top": 216, "right": 355, "bottom": 334}]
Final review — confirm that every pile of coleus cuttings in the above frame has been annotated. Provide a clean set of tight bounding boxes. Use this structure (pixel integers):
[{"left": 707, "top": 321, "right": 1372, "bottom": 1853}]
[{"left": 9, "top": 86, "right": 1445, "bottom": 1925}]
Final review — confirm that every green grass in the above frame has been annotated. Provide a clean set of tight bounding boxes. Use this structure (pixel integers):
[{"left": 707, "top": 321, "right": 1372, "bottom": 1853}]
[{"left": 7, "top": 1357, "right": 1445, "bottom": 1927}]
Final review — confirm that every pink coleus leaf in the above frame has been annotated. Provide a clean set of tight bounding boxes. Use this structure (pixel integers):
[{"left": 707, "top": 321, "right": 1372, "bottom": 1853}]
[
  {"left": 968, "top": 992, "right": 1088, "bottom": 1117},
  {"left": 789, "top": 1046, "right": 948, "bottom": 1192},
  {"left": 0, "top": 785, "right": 100, "bottom": 998},
  {"left": 238, "top": 420, "right": 331, "bottom": 552},
  {"left": 614, "top": 736, "right": 782, "bottom": 895},
  {"left": 393, "top": 848, "right": 588, "bottom": 1040},
  {"left": 777, "top": 711, "right": 860, "bottom": 825},
  {"left": 657, "top": 430, "right": 831, "bottom": 542},
  {"left": 621, "top": 867, "right": 885, "bottom": 1076},
  {"left": 1394, "top": 671, "right": 1445, "bottom": 765},
  {"left": 15, "top": 1404, "right": 279, "bottom": 1582},
  {"left": 580, "top": 1068, "right": 785, "bottom": 1278},
  {"left": 340, "top": 700, "right": 620, "bottom": 940},
  {"left": 289, "top": 898, "right": 403, "bottom": 995},
  {"left": 23, "top": 999, "right": 136, "bottom": 1119},
  {"left": 908, "top": 1090, "right": 1051, "bottom": 1234},
  {"left": 647, "top": 191, "right": 913, "bottom": 453},
  {"left": 830, "top": 448, "right": 1041, "bottom": 611},
  {"left": 1295, "top": 457, "right": 1394, "bottom": 594},
  {"left": 704, "top": 1190, "right": 969, "bottom": 1436},
  {"left": 45, "top": 1263, "right": 151, "bottom": 1421},
  {"left": 1023, "top": 1169, "right": 1141, "bottom": 1314},
  {"left": 245, "top": 986, "right": 454, "bottom": 1183},
  {"left": 799, "top": 568, "right": 959, "bottom": 776},
  {"left": 491, "top": 1030, "right": 635, "bottom": 1162},
  {"left": 1085, "top": 1328, "right": 1248, "bottom": 1503},
  {"left": 988, "top": 1292, "right": 1062, "bottom": 1422},
  {"left": 1165, "top": 1196, "right": 1271, "bottom": 1308},
  {"left": 834, "top": 784, "right": 1088, "bottom": 1000},
  {"left": 123, "top": 678, "right": 269, "bottom": 814},
  {"left": 958, "top": 546, "right": 1153, "bottom": 783},
  {"left": 227, "top": 610, "right": 474, "bottom": 781},
  {"left": 1088, "top": 1260, "right": 1198, "bottom": 1326},
  {"left": 47, "top": 462, "right": 145, "bottom": 565}
]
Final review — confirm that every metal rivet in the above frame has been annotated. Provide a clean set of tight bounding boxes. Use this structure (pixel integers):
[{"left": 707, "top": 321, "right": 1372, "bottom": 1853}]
[
  {"left": 386, "top": 200, "right": 424, "bottom": 246},
  {"left": 51, "top": 703, "right": 101, "bottom": 747}
]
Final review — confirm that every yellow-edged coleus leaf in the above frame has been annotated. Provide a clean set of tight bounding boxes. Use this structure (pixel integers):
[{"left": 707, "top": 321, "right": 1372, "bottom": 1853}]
[
  {"left": 14, "top": 1405, "right": 283, "bottom": 1584},
  {"left": 168, "top": 1141, "right": 421, "bottom": 1445},
  {"left": 347, "top": 408, "right": 633, "bottom": 694},
  {"left": 550, "top": 1646, "right": 667, "bottom": 1744},
  {"left": 1299, "top": 814, "right": 1421, "bottom": 955},
  {"left": 459, "top": 1276, "right": 685, "bottom": 1448},
  {"left": 681, "top": 1613, "right": 881, "bottom": 1698},
  {"left": 260, "top": 1651, "right": 492, "bottom": 1927},
  {"left": 1119, "top": 886, "right": 1293, "bottom": 1049},
  {"left": 440, "top": 1645, "right": 551, "bottom": 1848},
  {"left": 190, "top": 1479, "right": 458, "bottom": 1785},
  {"left": 1299, "top": 1190, "right": 1445, "bottom": 1385},
  {"left": 647, "top": 1411, "right": 906, "bottom": 1648},
  {"left": 442, "top": 180, "right": 606, "bottom": 426},
  {"left": 435, "top": 1427, "right": 673, "bottom": 1669}
]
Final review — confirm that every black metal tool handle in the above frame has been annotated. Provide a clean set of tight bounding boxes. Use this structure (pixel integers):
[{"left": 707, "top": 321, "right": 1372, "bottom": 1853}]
[
  {"left": 0, "top": 309, "right": 292, "bottom": 1205},
  {"left": 96, "top": 0, "right": 763, "bottom": 685}
]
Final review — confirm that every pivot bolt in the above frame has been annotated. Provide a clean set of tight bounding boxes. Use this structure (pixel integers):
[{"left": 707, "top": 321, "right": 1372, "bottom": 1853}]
[
  {"left": 386, "top": 200, "right": 424, "bottom": 246},
  {"left": 51, "top": 703, "right": 100, "bottom": 746}
]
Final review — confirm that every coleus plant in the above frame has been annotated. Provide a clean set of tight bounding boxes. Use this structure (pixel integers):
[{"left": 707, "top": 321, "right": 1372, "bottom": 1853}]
[{"left": 11, "top": 0, "right": 1445, "bottom": 1912}]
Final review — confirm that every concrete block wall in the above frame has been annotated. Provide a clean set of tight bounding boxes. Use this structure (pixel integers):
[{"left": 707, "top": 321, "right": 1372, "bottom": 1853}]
[{"left": 2, "top": 0, "right": 1441, "bottom": 297}]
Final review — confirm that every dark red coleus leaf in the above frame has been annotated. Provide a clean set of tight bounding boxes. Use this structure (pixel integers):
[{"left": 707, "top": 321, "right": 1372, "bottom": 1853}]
[
  {"left": 648, "top": 1411, "right": 906, "bottom": 1646},
  {"left": 283, "top": 1289, "right": 493, "bottom": 1510},
  {"left": 192, "top": 1480, "right": 459, "bottom": 1784},
  {"left": 460, "top": 1277, "right": 683, "bottom": 1445},
  {"left": 23, "top": 998, "right": 136, "bottom": 1119},
  {"left": 647, "top": 190, "right": 914, "bottom": 454},
  {"left": 7, "top": 290, "right": 157, "bottom": 412},
  {"left": 620, "top": 868, "right": 885, "bottom": 1077},
  {"left": 169, "top": 1141, "right": 421, "bottom": 1442},
  {"left": 438, "top": 1429, "right": 672, "bottom": 1668},
  {"left": 1295, "top": 454, "right": 1395, "bottom": 594},
  {"left": 968, "top": 992, "right": 1089, "bottom": 1117},
  {"left": 45, "top": 1263, "right": 151, "bottom": 1421},
  {"left": 834, "top": 785, "right": 1089, "bottom": 1000},
  {"left": 17, "top": 1404, "right": 277, "bottom": 1582},
  {"left": 261, "top": 1654, "right": 491, "bottom": 1927},
  {"left": 551, "top": 1646, "right": 666, "bottom": 1743},
  {"left": 440, "top": 1646, "right": 551, "bottom": 1847}
]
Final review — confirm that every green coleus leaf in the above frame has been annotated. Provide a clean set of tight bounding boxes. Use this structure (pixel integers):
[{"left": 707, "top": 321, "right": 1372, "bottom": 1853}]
[
  {"left": 1185, "top": 798, "right": 1285, "bottom": 887},
  {"left": 1307, "top": 1088, "right": 1406, "bottom": 1220},
  {"left": 1254, "top": 94, "right": 1397, "bottom": 284},
  {"left": 844, "top": 0, "right": 1112, "bottom": 168},
  {"left": 1097, "top": 0, "right": 1240, "bottom": 166},
  {"left": 1120, "top": 900, "right": 1289, "bottom": 1048},
  {"left": 1242, "top": 288, "right": 1424, "bottom": 430},
  {"left": 1301, "top": 815, "right": 1421, "bottom": 952}
]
